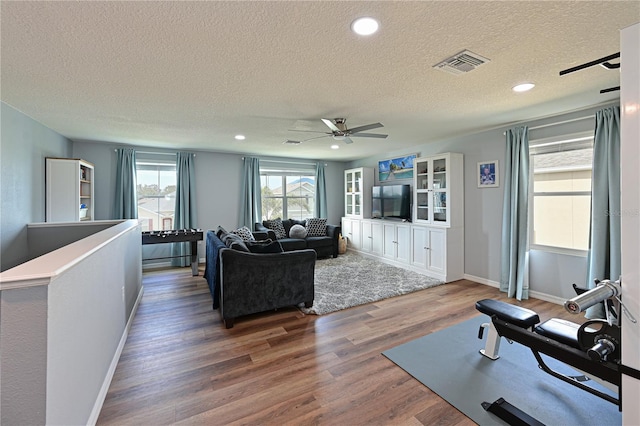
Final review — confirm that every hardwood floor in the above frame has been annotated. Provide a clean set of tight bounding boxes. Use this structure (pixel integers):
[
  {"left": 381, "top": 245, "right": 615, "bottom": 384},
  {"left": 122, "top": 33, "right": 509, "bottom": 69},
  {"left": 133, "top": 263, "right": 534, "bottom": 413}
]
[{"left": 97, "top": 266, "right": 580, "bottom": 425}]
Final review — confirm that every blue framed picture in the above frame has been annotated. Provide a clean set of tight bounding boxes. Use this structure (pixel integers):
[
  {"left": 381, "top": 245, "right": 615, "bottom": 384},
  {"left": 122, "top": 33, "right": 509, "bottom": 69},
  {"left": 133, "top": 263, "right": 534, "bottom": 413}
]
[
  {"left": 478, "top": 160, "right": 499, "bottom": 188},
  {"left": 378, "top": 154, "right": 417, "bottom": 181}
]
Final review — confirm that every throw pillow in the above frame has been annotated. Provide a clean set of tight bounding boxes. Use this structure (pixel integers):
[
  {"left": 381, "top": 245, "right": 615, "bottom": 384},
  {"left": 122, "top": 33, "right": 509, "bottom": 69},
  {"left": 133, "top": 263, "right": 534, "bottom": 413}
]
[
  {"left": 221, "top": 233, "right": 247, "bottom": 250},
  {"left": 264, "top": 218, "right": 286, "bottom": 239},
  {"left": 306, "top": 218, "right": 327, "bottom": 237},
  {"left": 246, "top": 240, "right": 284, "bottom": 254},
  {"left": 231, "top": 226, "right": 255, "bottom": 241},
  {"left": 289, "top": 224, "right": 308, "bottom": 239}
]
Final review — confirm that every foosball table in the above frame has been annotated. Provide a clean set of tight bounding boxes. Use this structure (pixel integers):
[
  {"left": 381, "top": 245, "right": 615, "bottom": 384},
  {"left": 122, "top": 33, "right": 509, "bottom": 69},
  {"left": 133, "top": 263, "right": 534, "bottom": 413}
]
[{"left": 142, "top": 229, "right": 203, "bottom": 276}]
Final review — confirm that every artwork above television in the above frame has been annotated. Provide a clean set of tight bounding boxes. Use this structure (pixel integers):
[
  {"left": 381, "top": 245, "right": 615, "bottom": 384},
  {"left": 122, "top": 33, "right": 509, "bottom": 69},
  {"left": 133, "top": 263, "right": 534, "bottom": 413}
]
[{"left": 372, "top": 184, "right": 411, "bottom": 221}]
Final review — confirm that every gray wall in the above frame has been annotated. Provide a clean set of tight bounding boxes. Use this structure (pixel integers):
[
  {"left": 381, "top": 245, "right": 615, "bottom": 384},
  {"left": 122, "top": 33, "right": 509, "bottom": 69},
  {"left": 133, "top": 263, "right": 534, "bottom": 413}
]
[
  {"left": 1, "top": 102, "right": 72, "bottom": 271},
  {"left": 72, "top": 141, "right": 347, "bottom": 262},
  {"left": 2, "top": 100, "right": 617, "bottom": 300},
  {"left": 349, "top": 102, "right": 616, "bottom": 301}
]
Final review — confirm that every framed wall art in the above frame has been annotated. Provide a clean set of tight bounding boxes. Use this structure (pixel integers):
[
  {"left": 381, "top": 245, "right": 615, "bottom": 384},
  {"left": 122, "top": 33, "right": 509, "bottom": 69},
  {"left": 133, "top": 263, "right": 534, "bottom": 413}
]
[
  {"left": 477, "top": 160, "right": 499, "bottom": 188},
  {"left": 378, "top": 154, "right": 417, "bottom": 182}
]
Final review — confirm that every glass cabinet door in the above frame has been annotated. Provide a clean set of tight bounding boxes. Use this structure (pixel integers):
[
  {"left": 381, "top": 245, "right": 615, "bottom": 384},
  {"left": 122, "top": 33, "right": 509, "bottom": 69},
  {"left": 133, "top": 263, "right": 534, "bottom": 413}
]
[
  {"left": 416, "top": 192, "right": 429, "bottom": 221},
  {"left": 346, "top": 173, "right": 353, "bottom": 193},
  {"left": 432, "top": 191, "right": 447, "bottom": 223}
]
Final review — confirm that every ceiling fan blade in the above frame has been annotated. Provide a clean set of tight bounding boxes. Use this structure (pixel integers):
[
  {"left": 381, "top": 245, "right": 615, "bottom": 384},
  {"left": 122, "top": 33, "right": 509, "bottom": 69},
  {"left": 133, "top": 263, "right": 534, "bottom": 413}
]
[
  {"left": 321, "top": 118, "right": 341, "bottom": 133},
  {"left": 302, "top": 135, "right": 330, "bottom": 142},
  {"left": 288, "top": 129, "right": 329, "bottom": 134},
  {"left": 343, "top": 136, "right": 354, "bottom": 144},
  {"left": 346, "top": 122, "right": 384, "bottom": 133},
  {"left": 349, "top": 132, "right": 388, "bottom": 139}
]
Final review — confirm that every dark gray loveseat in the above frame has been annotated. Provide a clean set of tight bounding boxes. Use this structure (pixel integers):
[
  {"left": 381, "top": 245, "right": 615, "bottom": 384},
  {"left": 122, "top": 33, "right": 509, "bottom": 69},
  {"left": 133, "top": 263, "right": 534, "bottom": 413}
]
[
  {"left": 255, "top": 218, "right": 341, "bottom": 258},
  {"left": 204, "top": 228, "right": 315, "bottom": 328}
]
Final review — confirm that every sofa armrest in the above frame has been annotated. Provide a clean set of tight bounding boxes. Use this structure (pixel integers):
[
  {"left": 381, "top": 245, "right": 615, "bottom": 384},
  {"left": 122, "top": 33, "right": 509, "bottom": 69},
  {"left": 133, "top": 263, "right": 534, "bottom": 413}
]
[{"left": 325, "top": 224, "right": 341, "bottom": 258}]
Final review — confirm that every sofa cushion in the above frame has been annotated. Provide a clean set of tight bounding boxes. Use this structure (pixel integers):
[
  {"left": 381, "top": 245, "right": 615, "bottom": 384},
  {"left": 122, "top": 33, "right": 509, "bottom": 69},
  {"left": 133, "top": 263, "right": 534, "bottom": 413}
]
[
  {"left": 246, "top": 240, "right": 284, "bottom": 253},
  {"left": 231, "top": 226, "right": 255, "bottom": 241},
  {"left": 305, "top": 235, "right": 333, "bottom": 249},
  {"left": 306, "top": 218, "right": 327, "bottom": 237},
  {"left": 277, "top": 238, "right": 308, "bottom": 251},
  {"left": 264, "top": 218, "right": 286, "bottom": 239},
  {"left": 289, "top": 224, "right": 308, "bottom": 239}
]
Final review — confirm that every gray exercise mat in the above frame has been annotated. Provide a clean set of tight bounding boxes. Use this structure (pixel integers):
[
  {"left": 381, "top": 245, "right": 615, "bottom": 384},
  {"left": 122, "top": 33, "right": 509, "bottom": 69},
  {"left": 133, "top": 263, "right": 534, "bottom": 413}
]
[{"left": 383, "top": 316, "right": 621, "bottom": 426}]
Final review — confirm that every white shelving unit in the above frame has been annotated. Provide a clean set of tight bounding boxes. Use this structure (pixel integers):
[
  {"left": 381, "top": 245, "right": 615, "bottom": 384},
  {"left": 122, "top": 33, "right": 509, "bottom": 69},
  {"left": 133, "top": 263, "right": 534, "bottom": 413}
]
[
  {"left": 344, "top": 167, "right": 374, "bottom": 219},
  {"left": 46, "top": 158, "right": 94, "bottom": 222},
  {"left": 413, "top": 153, "right": 463, "bottom": 227},
  {"left": 340, "top": 153, "right": 464, "bottom": 283}
]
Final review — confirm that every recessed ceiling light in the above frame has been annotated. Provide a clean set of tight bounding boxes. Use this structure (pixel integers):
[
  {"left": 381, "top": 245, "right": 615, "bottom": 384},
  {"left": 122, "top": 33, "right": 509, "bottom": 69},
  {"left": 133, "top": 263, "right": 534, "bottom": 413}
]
[
  {"left": 351, "top": 17, "right": 379, "bottom": 36},
  {"left": 331, "top": 144, "right": 340, "bottom": 150},
  {"left": 234, "top": 134, "right": 246, "bottom": 140},
  {"left": 512, "top": 83, "right": 535, "bottom": 92}
]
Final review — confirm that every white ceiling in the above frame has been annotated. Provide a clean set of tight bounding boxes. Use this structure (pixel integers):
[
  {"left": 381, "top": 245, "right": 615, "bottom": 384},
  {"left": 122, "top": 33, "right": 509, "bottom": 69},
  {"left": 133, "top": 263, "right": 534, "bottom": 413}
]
[{"left": 2, "top": 1, "right": 638, "bottom": 161}]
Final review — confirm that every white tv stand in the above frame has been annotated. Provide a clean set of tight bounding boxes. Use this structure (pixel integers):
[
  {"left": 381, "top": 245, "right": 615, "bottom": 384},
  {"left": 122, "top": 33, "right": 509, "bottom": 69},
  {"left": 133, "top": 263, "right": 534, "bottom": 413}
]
[{"left": 341, "top": 217, "right": 464, "bottom": 283}]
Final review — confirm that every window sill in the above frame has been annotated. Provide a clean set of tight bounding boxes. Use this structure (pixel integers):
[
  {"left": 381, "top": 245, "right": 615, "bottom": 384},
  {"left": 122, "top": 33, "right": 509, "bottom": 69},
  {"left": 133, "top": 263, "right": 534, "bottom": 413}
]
[{"left": 530, "top": 244, "right": 588, "bottom": 258}]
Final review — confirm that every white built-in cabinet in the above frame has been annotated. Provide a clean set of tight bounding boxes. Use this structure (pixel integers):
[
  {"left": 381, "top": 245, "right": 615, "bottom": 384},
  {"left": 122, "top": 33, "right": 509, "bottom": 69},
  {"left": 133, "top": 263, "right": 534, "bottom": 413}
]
[
  {"left": 341, "top": 217, "right": 464, "bottom": 282},
  {"left": 341, "top": 152, "right": 464, "bottom": 283},
  {"left": 341, "top": 217, "right": 362, "bottom": 250},
  {"left": 382, "top": 221, "right": 411, "bottom": 264},
  {"left": 344, "top": 167, "right": 374, "bottom": 218},
  {"left": 361, "top": 220, "right": 383, "bottom": 255},
  {"left": 46, "top": 158, "right": 94, "bottom": 222},
  {"left": 413, "top": 153, "right": 463, "bottom": 227}
]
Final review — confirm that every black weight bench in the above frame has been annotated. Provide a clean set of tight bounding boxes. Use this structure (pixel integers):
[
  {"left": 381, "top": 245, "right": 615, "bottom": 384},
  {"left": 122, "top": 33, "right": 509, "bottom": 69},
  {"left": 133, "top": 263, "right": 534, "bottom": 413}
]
[{"left": 475, "top": 299, "right": 581, "bottom": 359}]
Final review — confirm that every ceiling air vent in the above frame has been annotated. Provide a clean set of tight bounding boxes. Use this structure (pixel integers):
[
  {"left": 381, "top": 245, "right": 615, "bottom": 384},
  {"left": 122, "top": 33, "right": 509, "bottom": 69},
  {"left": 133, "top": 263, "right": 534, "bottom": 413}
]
[
  {"left": 433, "top": 50, "right": 490, "bottom": 75},
  {"left": 283, "top": 140, "right": 301, "bottom": 145}
]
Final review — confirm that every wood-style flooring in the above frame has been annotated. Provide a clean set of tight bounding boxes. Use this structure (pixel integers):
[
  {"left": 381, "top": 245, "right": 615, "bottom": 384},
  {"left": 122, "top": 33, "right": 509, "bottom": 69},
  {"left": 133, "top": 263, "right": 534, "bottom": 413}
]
[{"left": 97, "top": 265, "right": 581, "bottom": 425}]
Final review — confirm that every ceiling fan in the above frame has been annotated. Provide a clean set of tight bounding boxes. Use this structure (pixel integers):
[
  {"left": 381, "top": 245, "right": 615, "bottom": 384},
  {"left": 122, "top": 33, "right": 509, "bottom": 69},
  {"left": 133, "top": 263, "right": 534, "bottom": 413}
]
[{"left": 285, "top": 118, "right": 388, "bottom": 145}]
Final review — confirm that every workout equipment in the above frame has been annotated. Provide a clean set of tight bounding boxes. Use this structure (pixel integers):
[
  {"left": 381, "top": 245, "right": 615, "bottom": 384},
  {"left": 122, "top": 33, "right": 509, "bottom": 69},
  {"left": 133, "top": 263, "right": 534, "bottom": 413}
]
[{"left": 476, "top": 279, "right": 640, "bottom": 411}]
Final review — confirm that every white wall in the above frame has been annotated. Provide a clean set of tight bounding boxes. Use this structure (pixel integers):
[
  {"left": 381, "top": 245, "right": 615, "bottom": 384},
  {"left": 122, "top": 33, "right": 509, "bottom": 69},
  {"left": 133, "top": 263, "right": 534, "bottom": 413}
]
[
  {"left": 0, "top": 220, "right": 142, "bottom": 425},
  {"left": 620, "top": 21, "right": 640, "bottom": 426},
  {"left": 72, "top": 141, "right": 348, "bottom": 265}
]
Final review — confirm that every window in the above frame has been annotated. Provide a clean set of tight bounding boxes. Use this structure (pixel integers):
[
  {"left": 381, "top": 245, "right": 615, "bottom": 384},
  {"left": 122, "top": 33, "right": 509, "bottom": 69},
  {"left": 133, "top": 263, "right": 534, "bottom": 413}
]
[
  {"left": 136, "top": 159, "right": 177, "bottom": 232},
  {"left": 260, "top": 164, "right": 316, "bottom": 221},
  {"left": 530, "top": 133, "right": 593, "bottom": 253}
]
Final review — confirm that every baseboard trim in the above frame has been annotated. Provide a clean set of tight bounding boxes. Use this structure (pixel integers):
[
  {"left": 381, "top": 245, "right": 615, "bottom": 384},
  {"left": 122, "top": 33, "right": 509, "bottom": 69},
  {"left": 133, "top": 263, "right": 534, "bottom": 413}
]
[
  {"left": 464, "top": 273, "right": 499, "bottom": 288},
  {"left": 87, "top": 285, "right": 144, "bottom": 425},
  {"left": 463, "top": 273, "right": 564, "bottom": 306}
]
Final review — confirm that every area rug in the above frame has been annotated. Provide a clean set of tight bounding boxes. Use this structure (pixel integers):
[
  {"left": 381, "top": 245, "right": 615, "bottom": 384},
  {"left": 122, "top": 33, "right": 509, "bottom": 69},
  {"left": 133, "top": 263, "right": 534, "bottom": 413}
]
[
  {"left": 300, "top": 251, "right": 444, "bottom": 315},
  {"left": 383, "top": 316, "right": 621, "bottom": 426}
]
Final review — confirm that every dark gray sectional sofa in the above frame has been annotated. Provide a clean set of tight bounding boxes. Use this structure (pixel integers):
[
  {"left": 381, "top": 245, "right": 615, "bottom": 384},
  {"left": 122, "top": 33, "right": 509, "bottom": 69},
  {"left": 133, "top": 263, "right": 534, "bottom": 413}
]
[
  {"left": 204, "top": 228, "right": 316, "bottom": 328},
  {"left": 255, "top": 218, "right": 341, "bottom": 258}
]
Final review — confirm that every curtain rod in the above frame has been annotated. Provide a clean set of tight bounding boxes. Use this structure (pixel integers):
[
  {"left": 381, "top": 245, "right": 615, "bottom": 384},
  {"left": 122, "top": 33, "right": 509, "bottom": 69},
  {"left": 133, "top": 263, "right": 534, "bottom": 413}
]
[
  {"left": 114, "top": 149, "right": 195, "bottom": 157},
  {"left": 503, "top": 114, "right": 594, "bottom": 135}
]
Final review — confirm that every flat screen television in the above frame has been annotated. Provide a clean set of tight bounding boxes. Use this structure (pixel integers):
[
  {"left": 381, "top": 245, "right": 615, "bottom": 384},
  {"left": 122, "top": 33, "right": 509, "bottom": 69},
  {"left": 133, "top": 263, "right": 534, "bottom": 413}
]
[{"left": 372, "top": 184, "right": 411, "bottom": 221}]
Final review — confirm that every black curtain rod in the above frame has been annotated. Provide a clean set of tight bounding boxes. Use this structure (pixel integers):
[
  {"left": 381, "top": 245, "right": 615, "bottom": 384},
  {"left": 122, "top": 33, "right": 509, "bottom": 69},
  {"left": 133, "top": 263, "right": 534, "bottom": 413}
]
[
  {"left": 600, "top": 86, "right": 620, "bottom": 94},
  {"left": 559, "top": 52, "right": 620, "bottom": 76}
]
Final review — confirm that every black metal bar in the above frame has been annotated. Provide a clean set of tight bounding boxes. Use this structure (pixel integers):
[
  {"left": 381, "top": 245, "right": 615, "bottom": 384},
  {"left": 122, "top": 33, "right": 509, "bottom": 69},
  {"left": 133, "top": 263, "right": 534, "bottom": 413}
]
[
  {"left": 600, "top": 86, "right": 620, "bottom": 94},
  {"left": 531, "top": 350, "right": 619, "bottom": 407},
  {"left": 482, "top": 397, "right": 546, "bottom": 426},
  {"left": 559, "top": 52, "right": 620, "bottom": 76}
]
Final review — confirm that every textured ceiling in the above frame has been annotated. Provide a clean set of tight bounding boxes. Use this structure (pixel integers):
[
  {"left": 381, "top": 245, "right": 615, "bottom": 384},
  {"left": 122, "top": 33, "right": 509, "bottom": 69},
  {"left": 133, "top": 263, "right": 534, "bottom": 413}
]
[{"left": 2, "top": 1, "right": 639, "bottom": 161}]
